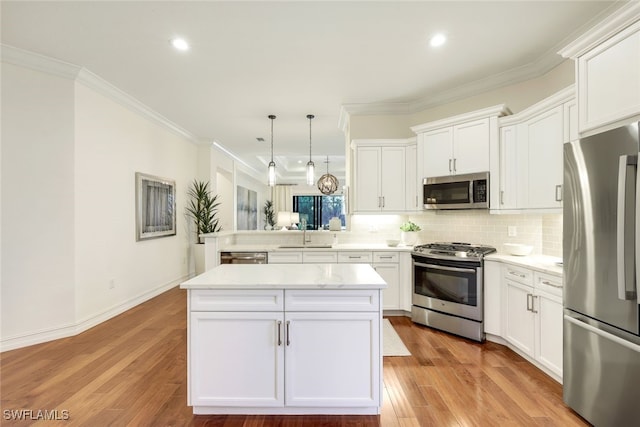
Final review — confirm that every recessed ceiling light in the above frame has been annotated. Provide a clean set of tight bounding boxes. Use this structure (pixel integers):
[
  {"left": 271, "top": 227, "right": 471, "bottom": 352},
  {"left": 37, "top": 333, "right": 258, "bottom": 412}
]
[
  {"left": 170, "top": 38, "right": 190, "bottom": 51},
  {"left": 430, "top": 33, "right": 447, "bottom": 48}
]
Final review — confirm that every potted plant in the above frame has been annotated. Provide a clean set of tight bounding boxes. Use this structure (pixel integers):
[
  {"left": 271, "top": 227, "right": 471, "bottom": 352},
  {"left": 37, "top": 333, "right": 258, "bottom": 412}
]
[
  {"left": 400, "top": 220, "right": 421, "bottom": 246},
  {"left": 186, "top": 180, "right": 221, "bottom": 244},
  {"left": 263, "top": 200, "right": 276, "bottom": 230}
]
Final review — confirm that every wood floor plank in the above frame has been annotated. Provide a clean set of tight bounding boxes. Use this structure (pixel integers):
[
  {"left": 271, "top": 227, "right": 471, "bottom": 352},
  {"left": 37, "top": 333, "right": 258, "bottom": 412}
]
[{"left": 0, "top": 287, "right": 589, "bottom": 427}]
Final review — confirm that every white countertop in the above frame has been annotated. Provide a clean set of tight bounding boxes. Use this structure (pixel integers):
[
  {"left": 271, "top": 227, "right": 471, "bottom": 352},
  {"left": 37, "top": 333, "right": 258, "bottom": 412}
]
[
  {"left": 485, "top": 254, "right": 563, "bottom": 276},
  {"left": 181, "top": 263, "right": 388, "bottom": 290},
  {"left": 218, "top": 243, "right": 414, "bottom": 252}
]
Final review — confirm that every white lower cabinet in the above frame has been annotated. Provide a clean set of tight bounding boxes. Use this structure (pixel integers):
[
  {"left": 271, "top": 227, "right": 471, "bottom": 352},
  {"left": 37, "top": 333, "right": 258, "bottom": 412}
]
[
  {"left": 372, "top": 252, "right": 400, "bottom": 310},
  {"left": 284, "top": 311, "right": 379, "bottom": 407},
  {"left": 504, "top": 279, "right": 536, "bottom": 356},
  {"left": 190, "top": 311, "right": 284, "bottom": 407},
  {"left": 189, "top": 289, "right": 381, "bottom": 413},
  {"left": 500, "top": 264, "right": 563, "bottom": 380}
]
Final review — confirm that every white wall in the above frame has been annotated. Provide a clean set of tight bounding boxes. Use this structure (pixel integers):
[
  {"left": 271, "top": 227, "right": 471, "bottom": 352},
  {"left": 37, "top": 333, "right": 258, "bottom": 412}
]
[
  {"left": 1, "top": 57, "right": 201, "bottom": 350},
  {"left": 1, "top": 63, "right": 77, "bottom": 343},
  {"left": 73, "top": 82, "right": 197, "bottom": 325}
]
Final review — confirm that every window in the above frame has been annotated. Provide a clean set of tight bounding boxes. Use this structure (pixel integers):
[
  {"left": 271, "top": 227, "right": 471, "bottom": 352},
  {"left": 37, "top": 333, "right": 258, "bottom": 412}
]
[{"left": 293, "top": 195, "right": 345, "bottom": 230}]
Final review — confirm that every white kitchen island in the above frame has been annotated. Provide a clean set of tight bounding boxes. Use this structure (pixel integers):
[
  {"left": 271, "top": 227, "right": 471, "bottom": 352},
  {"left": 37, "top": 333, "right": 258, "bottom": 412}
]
[{"left": 180, "top": 263, "right": 387, "bottom": 415}]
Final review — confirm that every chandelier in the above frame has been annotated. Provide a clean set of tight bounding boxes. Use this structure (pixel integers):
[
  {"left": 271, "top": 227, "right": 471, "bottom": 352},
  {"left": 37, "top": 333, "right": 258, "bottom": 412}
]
[{"left": 317, "top": 156, "right": 339, "bottom": 195}]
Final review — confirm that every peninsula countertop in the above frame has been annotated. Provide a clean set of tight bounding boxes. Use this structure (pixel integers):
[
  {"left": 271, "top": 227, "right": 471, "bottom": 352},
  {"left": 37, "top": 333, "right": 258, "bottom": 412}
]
[{"left": 180, "top": 263, "right": 388, "bottom": 290}]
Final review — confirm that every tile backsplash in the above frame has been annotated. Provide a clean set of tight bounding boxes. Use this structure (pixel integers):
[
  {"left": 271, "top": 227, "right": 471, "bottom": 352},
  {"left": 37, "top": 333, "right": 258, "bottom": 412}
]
[
  {"left": 228, "top": 211, "right": 563, "bottom": 259},
  {"left": 350, "top": 211, "right": 563, "bottom": 258}
]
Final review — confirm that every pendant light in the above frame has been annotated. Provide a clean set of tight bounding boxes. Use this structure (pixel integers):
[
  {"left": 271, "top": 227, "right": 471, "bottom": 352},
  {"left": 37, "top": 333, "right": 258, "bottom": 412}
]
[
  {"left": 317, "top": 155, "right": 339, "bottom": 195},
  {"left": 267, "top": 114, "right": 276, "bottom": 186},
  {"left": 306, "top": 114, "right": 315, "bottom": 186}
]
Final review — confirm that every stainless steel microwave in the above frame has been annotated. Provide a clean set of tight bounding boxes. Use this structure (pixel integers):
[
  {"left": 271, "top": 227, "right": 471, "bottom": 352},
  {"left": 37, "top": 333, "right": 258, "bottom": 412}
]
[{"left": 423, "top": 172, "right": 489, "bottom": 210}]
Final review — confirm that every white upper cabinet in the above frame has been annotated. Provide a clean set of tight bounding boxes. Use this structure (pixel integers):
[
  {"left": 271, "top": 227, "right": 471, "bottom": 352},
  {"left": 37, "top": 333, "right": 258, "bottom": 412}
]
[
  {"left": 498, "top": 125, "right": 518, "bottom": 210},
  {"left": 412, "top": 105, "right": 509, "bottom": 210},
  {"left": 495, "top": 86, "right": 574, "bottom": 212},
  {"left": 421, "top": 127, "right": 454, "bottom": 177},
  {"left": 559, "top": 2, "right": 640, "bottom": 136},
  {"left": 452, "top": 118, "right": 491, "bottom": 175},
  {"left": 420, "top": 119, "right": 490, "bottom": 176},
  {"left": 523, "top": 105, "right": 564, "bottom": 209},
  {"left": 352, "top": 139, "right": 409, "bottom": 213},
  {"left": 404, "top": 141, "right": 419, "bottom": 211}
]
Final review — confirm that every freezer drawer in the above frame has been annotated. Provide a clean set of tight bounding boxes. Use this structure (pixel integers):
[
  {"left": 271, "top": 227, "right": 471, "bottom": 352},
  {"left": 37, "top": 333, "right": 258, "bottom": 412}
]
[{"left": 563, "top": 312, "right": 640, "bottom": 427}]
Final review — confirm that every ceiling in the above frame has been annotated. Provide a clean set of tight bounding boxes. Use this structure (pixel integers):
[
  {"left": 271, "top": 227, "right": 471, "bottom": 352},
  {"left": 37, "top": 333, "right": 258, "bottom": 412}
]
[{"left": 1, "top": 1, "right": 619, "bottom": 185}]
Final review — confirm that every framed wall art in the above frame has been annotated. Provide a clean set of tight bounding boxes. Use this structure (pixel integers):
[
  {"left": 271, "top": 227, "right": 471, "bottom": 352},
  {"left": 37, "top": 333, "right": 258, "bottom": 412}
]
[
  {"left": 135, "top": 172, "right": 176, "bottom": 241},
  {"left": 236, "top": 185, "right": 257, "bottom": 230}
]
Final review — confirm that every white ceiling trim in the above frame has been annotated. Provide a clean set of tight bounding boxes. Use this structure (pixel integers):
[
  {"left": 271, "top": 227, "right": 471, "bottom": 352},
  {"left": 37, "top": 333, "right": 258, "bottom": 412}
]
[
  {"left": 76, "top": 68, "right": 198, "bottom": 144},
  {"left": 341, "top": 50, "right": 563, "bottom": 120},
  {"left": 1, "top": 44, "right": 80, "bottom": 80},
  {"left": 559, "top": 1, "right": 640, "bottom": 59},
  {"left": 1, "top": 44, "right": 199, "bottom": 144}
]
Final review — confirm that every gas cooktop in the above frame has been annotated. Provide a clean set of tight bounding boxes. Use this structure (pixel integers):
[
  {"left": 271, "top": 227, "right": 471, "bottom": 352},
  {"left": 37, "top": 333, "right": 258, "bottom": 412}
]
[{"left": 412, "top": 242, "right": 496, "bottom": 261}]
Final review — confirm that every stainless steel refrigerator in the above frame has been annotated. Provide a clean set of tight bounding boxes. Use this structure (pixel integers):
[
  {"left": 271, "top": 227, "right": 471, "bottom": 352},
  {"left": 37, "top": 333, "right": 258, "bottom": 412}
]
[{"left": 564, "top": 122, "right": 640, "bottom": 426}]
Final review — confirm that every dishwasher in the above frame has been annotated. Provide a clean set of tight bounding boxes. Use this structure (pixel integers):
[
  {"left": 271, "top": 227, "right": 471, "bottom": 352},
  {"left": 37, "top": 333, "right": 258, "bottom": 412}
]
[{"left": 220, "top": 252, "right": 268, "bottom": 264}]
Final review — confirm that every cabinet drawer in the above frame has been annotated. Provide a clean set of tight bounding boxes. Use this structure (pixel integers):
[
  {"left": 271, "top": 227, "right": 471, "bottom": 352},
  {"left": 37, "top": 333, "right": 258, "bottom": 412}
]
[
  {"left": 190, "top": 289, "right": 284, "bottom": 312},
  {"left": 302, "top": 251, "right": 338, "bottom": 263},
  {"left": 534, "top": 272, "right": 563, "bottom": 297},
  {"left": 373, "top": 252, "right": 398, "bottom": 263},
  {"left": 338, "top": 252, "right": 373, "bottom": 263},
  {"left": 284, "top": 289, "right": 380, "bottom": 312},
  {"left": 504, "top": 264, "right": 533, "bottom": 285},
  {"left": 268, "top": 251, "right": 303, "bottom": 264}
]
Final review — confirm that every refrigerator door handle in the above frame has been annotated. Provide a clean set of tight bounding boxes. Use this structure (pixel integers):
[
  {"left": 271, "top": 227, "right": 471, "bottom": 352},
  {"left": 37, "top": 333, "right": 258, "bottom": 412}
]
[
  {"left": 565, "top": 314, "right": 640, "bottom": 353},
  {"left": 637, "top": 151, "right": 640, "bottom": 305},
  {"left": 617, "top": 154, "right": 638, "bottom": 301}
]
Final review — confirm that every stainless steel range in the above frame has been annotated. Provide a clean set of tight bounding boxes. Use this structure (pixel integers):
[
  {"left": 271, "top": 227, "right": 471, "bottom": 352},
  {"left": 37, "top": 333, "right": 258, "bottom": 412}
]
[{"left": 411, "top": 242, "right": 496, "bottom": 342}]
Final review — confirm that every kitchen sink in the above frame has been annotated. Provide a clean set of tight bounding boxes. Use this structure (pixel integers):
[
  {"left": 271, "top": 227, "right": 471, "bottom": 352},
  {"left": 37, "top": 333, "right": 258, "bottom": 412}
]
[{"left": 278, "top": 244, "right": 333, "bottom": 249}]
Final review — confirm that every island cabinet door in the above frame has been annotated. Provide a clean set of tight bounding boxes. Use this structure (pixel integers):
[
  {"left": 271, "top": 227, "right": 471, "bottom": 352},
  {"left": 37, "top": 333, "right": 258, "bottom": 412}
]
[
  {"left": 190, "top": 311, "right": 284, "bottom": 407},
  {"left": 283, "top": 312, "right": 380, "bottom": 407}
]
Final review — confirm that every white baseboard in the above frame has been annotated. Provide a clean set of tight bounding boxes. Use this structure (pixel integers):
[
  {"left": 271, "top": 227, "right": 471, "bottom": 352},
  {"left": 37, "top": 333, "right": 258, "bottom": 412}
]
[{"left": 0, "top": 275, "right": 188, "bottom": 352}]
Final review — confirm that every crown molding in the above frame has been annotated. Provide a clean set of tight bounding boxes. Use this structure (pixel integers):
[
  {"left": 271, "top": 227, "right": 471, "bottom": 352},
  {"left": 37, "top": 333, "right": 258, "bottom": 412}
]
[
  {"left": 499, "top": 85, "right": 575, "bottom": 126},
  {"left": 1, "top": 44, "right": 81, "bottom": 79},
  {"left": 338, "top": 43, "right": 566, "bottom": 130},
  {"left": 75, "top": 68, "right": 198, "bottom": 143},
  {"left": 559, "top": 1, "right": 640, "bottom": 59},
  {"left": 1, "top": 44, "right": 198, "bottom": 143},
  {"left": 410, "top": 104, "right": 511, "bottom": 134}
]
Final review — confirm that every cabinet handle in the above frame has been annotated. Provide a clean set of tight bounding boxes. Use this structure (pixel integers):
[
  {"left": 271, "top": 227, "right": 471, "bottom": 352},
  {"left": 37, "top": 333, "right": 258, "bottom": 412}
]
[
  {"left": 555, "top": 185, "right": 562, "bottom": 202},
  {"left": 500, "top": 190, "right": 504, "bottom": 205},
  {"left": 277, "top": 320, "right": 282, "bottom": 346},
  {"left": 382, "top": 196, "right": 385, "bottom": 208},
  {"left": 509, "top": 270, "right": 526, "bottom": 279},
  {"left": 531, "top": 295, "right": 539, "bottom": 314},
  {"left": 541, "top": 280, "right": 562, "bottom": 289},
  {"left": 453, "top": 158, "right": 457, "bottom": 173},
  {"left": 379, "top": 256, "right": 393, "bottom": 259},
  {"left": 449, "top": 159, "right": 452, "bottom": 172},
  {"left": 416, "top": 195, "right": 419, "bottom": 208},
  {"left": 526, "top": 293, "right": 532, "bottom": 311},
  {"left": 286, "top": 321, "right": 291, "bottom": 346}
]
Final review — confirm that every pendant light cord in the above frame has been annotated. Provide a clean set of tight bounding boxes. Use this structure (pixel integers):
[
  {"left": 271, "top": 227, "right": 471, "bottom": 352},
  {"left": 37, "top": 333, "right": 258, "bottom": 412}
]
[{"left": 269, "top": 114, "right": 276, "bottom": 162}]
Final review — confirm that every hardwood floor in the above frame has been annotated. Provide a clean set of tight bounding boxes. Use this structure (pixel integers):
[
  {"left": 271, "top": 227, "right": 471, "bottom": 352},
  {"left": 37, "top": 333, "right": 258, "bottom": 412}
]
[{"left": 0, "top": 287, "right": 588, "bottom": 426}]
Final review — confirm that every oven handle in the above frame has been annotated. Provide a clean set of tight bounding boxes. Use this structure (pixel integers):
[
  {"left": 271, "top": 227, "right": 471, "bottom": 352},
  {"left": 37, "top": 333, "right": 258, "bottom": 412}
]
[{"left": 414, "top": 262, "right": 477, "bottom": 274}]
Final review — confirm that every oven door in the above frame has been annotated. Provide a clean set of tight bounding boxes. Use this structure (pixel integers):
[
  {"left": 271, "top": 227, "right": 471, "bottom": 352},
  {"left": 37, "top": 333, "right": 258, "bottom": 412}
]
[{"left": 412, "top": 256, "right": 483, "bottom": 321}]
